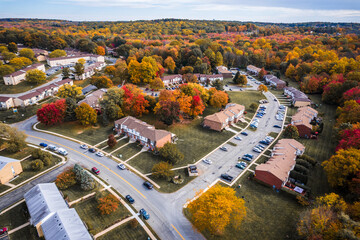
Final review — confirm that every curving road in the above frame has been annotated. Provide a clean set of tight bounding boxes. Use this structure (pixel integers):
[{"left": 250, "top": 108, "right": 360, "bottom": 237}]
[{"left": 0, "top": 90, "right": 283, "bottom": 240}]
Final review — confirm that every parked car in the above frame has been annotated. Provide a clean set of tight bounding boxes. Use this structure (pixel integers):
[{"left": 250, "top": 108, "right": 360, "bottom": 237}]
[
  {"left": 57, "top": 148, "right": 68, "bottom": 156},
  {"left": 240, "top": 132, "right": 248, "bottom": 136},
  {"left": 252, "top": 148, "right": 262, "bottom": 153},
  {"left": 0, "top": 227, "right": 8, "bottom": 235},
  {"left": 259, "top": 140, "right": 269, "bottom": 145},
  {"left": 234, "top": 136, "right": 242, "bottom": 140},
  {"left": 125, "top": 195, "right": 135, "bottom": 204},
  {"left": 244, "top": 154, "right": 254, "bottom": 159},
  {"left": 239, "top": 161, "right": 247, "bottom": 167},
  {"left": 47, "top": 145, "right": 58, "bottom": 151},
  {"left": 221, "top": 173, "right": 234, "bottom": 182},
  {"left": 139, "top": 208, "right": 150, "bottom": 220},
  {"left": 91, "top": 167, "right": 100, "bottom": 175},
  {"left": 117, "top": 164, "right": 126, "bottom": 170},
  {"left": 80, "top": 144, "right": 88, "bottom": 149},
  {"left": 202, "top": 159, "right": 212, "bottom": 165},
  {"left": 241, "top": 156, "right": 252, "bottom": 161},
  {"left": 235, "top": 163, "right": 245, "bottom": 169},
  {"left": 88, "top": 148, "right": 96, "bottom": 153},
  {"left": 143, "top": 181, "right": 153, "bottom": 189},
  {"left": 220, "top": 146, "right": 228, "bottom": 151},
  {"left": 96, "top": 152, "right": 104, "bottom": 157},
  {"left": 273, "top": 125, "right": 282, "bottom": 128},
  {"left": 39, "top": 142, "right": 47, "bottom": 147}
]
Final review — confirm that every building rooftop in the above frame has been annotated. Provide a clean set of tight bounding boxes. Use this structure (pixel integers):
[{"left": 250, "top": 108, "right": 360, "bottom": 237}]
[
  {"left": 291, "top": 106, "right": 318, "bottom": 129},
  {"left": 0, "top": 156, "right": 20, "bottom": 171}
]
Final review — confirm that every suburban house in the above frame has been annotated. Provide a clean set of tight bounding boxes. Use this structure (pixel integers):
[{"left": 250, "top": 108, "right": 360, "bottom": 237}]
[
  {"left": 0, "top": 157, "right": 23, "bottom": 184},
  {"left": 75, "top": 62, "right": 106, "bottom": 80},
  {"left": 161, "top": 74, "right": 183, "bottom": 86},
  {"left": 0, "top": 96, "right": 15, "bottom": 109},
  {"left": 203, "top": 103, "right": 245, "bottom": 131},
  {"left": 33, "top": 48, "right": 49, "bottom": 62},
  {"left": 3, "top": 63, "right": 46, "bottom": 85},
  {"left": 263, "top": 74, "right": 286, "bottom": 89},
  {"left": 216, "top": 66, "right": 233, "bottom": 78},
  {"left": 284, "top": 87, "right": 311, "bottom": 107},
  {"left": 194, "top": 74, "right": 223, "bottom": 83},
  {"left": 254, "top": 139, "right": 305, "bottom": 189},
  {"left": 246, "top": 65, "right": 261, "bottom": 75},
  {"left": 114, "top": 116, "right": 173, "bottom": 150},
  {"left": 291, "top": 106, "right": 318, "bottom": 138},
  {"left": 14, "top": 91, "right": 44, "bottom": 107},
  {"left": 78, "top": 88, "right": 107, "bottom": 109},
  {"left": 47, "top": 54, "right": 105, "bottom": 67},
  {"left": 24, "top": 183, "right": 91, "bottom": 239}
]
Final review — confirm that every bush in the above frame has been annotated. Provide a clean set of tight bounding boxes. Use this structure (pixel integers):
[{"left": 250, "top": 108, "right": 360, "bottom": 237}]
[
  {"left": 31, "top": 159, "right": 44, "bottom": 171},
  {"left": 249, "top": 103, "right": 258, "bottom": 112},
  {"left": 55, "top": 168, "right": 77, "bottom": 190},
  {"left": 129, "top": 219, "right": 139, "bottom": 229},
  {"left": 32, "top": 148, "right": 52, "bottom": 162},
  {"left": 296, "top": 159, "right": 311, "bottom": 169},
  {"left": 299, "top": 154, "right": 316, "bottom": 166},
  {"left": 294, "top": 164, "right": 309, "bottom": 175},
  {"left": 107, "top": 134, "right": 117, "bottom": 148},
  {"left": 159, "top": 143, "right": 184, "bottom": 165},
  {"left": 152, "top": 162, "right": 174, "bottom": 179},
  {"left": 290, "top": 170, "right": 308, "bottom": 184},
  {"left": 42, "top": 157, "right": 51, "bottom": 166}
]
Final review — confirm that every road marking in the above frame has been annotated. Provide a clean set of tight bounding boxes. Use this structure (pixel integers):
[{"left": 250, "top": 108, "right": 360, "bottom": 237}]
[
  {"left": 28, "top": 134, "right": 147, "bottom": 199},
  {"left": 171, "top": 224, "right": 185, "bottom": 240}
]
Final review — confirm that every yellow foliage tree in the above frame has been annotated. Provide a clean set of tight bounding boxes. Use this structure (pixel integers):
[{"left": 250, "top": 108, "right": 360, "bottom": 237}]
[
  {"left": 316, "top": 193, "right": 347, "bottom": 212},
  {"left": 78, "top": 58, "right": 86, "bottom": 65},
  {"left": 57, "top": 84, "right": 83, "bottom": 99},
  {"left": 257, "top": 84, "right": 268, "bottom": 92},
  {"left": 188, "top": 185, "right": 246, "bottom": 235},
  {"left": 75, "top": 103, "right": 97, "bottom": 126}
]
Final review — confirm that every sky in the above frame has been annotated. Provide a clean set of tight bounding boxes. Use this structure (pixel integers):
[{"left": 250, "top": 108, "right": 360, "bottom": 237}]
[{"left": 0, "top": 0, "right": 359, "bottom": 23}]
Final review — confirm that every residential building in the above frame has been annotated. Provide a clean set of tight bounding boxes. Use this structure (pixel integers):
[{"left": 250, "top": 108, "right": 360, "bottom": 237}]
[
  {"left": 284, "top": 87, "right": 311, "bottom": 107},
  {"left": 0, "top": 96, "right": 15, "bottom": 109},
  {"left": 14, "top": 91, "right": 44, "bottom": 107},
  {"left": 161, "top": 74, "right": 183, "bottom": 86},
  {"left": 75, "top": 62, "right": 106, "bottom": 80},
  {"left": 3, "top": 63, "right": 46, "bottom": 85},
  {"left": 47, "top": 54, "right": 105, "bottom": 67},
  {"left": 194, "top": 74, "right": 223, "bottom": 83},
  {"left": 18, "top": 47, "right": 48, "bottom": 61},
  {"left": 78, "top": 88, "right": 106, "bottom": 109},
  {"left": 0, "top": 157, "right": 23, "bottom": 184},
  {"left": 216, "top": 66, "right": 233, "bottom": 78},
  {"left": 81, "top": 84, "right": 98, "bottom": 95},
  {"left": 255, "top": 139, "right": 305, "bottom": 189},
  {"left": 291, "top": 106, "right": 318, "bottom": 138},
  {"left": 246, "top": 65, "right": 261, "bottom": 75},
  {"left": 114, "top": 116, "right": 173, "bottom": 150},
  {"left": 263, "top": 74, "right": 286, "bottom": 90},
  {"left": 203, "top": 103, "right": 245, "bottom": 131}
]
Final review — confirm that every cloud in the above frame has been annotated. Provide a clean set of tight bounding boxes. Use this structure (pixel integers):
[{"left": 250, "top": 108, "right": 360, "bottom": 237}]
[{"left": 58, "top": 0, "right": 205, "bottom": 8}]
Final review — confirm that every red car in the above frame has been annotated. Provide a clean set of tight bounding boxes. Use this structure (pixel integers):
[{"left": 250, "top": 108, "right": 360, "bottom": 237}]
[
  {"left": 0, "top": 227, "right": 8, "bottom": 235},
  {"left": 91, "top": 167, "right": 100, "bottom": 175}
]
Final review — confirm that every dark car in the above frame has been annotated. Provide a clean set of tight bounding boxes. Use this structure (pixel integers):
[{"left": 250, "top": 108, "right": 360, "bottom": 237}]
[
  {"left": 39, "top": 142, "right": 47, "bottom": 147},
  {"left": 240, "top": 132, "right": 248, "bottom": 136},
  {"left": 273, "top": 125, "right": 282, "bottom": 128},
  {"left": 143, "top": 181, "right": 153, "bottom": 189},
  {"left": 241, "top": 156, "right": 252, "bottom": 161},
  {"left": 259, "top": 140, "right": 270, "bottom": 145},
  {"left": 88, "top": 148, "right": 96, "bottom": 153},
  {"left": 91, "top": 167, "right": 100, "bottom": 175},
  {"left": 220, "top": 146, "right": 228, "bottom": 151},
  {"left": 244, "top": 154, "right": 254, "bottom": 159},
  {"left": 221, "top": 174, "right": 234, "bottom": 182},
  {"left": 139, "top": 208, "right": 150, "bottom": 220},
  {"left": 125, "top": 195, "right": 135, "bottom": 204}
]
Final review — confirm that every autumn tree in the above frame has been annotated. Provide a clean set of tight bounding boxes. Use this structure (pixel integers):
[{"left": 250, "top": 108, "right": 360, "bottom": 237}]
[
  {"left": 55, "top": 168, "right": 77, "bottom": 190},
  {"left": 73, "top": 62, "right": 84, "bottom": 78},
  {"left": 257, "top": 84, "right": 268, "bottom": 93},
  {"left": 25, "top": 69, "right": 46, "bottom": 84},
  {"left": 0, "top": 123, "right": 27, "bottom": 153},
  {"left": 75, "top": 103, "right": 97, "bottom": 126},
  {"left": 96, "top": 46, "right": 105, "bottom": 56},
  {"left": 7, "top": 42, "right": 17, "bottom": 53},
  {"left": 155, "top": 100, "right": 180, "bottom": 125},
  {"left": 159, "top": 143, "right": 184, "bottom": 165},
  {"left": 90, "top": 76, "right": 113, "bottom": 88},
  {"left": 258, "top": 68, "right": 267, "bottom": 79},
  {"left": 336, "top": 100, "right": 360, "bottom": 125},
  {"left": 19, "top": 48, "right": 35, "bottom": 60},
  {"left": 188, "top": 185, "right": 246, "bottom": 235},
  {"left": 49, "top": 49, "right": 67, "bottom": 58},
  {"left": 209, "top": 90, "right": 228, "bottom": 108},
  {"left": 37, "top": 99, "right": 66, "bottom": 126},
  {"left": 9, "top": 57, "right": 32, "bottom": 70},
  {"left": 107, "top": 134, "right": 117, "bottom": 148},
  {"left": 97, "top": 193, "right": 119, "bottom": 215},
  {"left": 233, "top": 72, "right": 247, "bottom": 85},
  {"left": 189, "top": 95, "right": 205, "bottom": 117},
  {"left": 215, "top": 51, "right": 223, "bottom": 66},
  {"left": 0, "top": 65, "right": 14, "bottom": 78},
  {"left": 211, "top": 79, "right": 224, "bottom": 90},
  {"left": 152, "top": 161, "right": 174, "bottom": 179},
  {"left": 100, "top": 87, "right": 125, "bottom": 120},
  {"left": 322, "top": 148, "right": 360, "bottom": 187},
  {"left": 149, "top": 77, "right": 164, "bottom": 90},
  {"left": 64, "top": 98, "right": 78, "bottom": 122},
  {"left": 285, "top": 63, "right": 296, "bottom": 80},
  {"left": 121, "top": 85, "right": 149, "bottom": 117},
  {"left": 336, "top": 128, "right": 360, "bottom": 151},
  {"left": 62, "top": 67, "right": 70, "bottom": 79},
  {"left": 57, "top": 84, "right": 83, "bottom": 99},
  {"left": 164, "top": 56, "right": 175, "bottom": 72},
  {"left": 284, "top": 124, "right": 299, "bottom": 139}
]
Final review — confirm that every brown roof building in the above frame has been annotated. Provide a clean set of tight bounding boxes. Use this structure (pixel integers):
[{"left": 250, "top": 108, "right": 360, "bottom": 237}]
[
  {"left": 264, "top": 74, "right": 286, "bottom": 90},
  {"left": 0, "top": 156, "right": 23, "bottom": 184},
  {"left": 246, "top": 65, "right": 261, "bottom": 75},
  {"left": 284, "top": 87, "right": 311, "bottom": 107},
  {"left": 203, "top": 103, "right": 245, "bottom": 131},
  {"left": 255, "top": 139, "right": 305, "bottom": 189},
  {"left": 114, "top": 116, "right": 172, "bottom": 150},
  {"left": 216, "top": 66, "right": 233, "bottom": 78},
  {"left": 291, "top": 106, "right": 318, "bottom": 138},
  {"left": 78, "top": 88, "right": 107, "bottom": 109}
]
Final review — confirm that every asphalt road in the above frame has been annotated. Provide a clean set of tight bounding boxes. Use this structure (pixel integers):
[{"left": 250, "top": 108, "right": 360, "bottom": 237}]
[{"left": 0, "top": 89, "right": 282, "bottom": 240}]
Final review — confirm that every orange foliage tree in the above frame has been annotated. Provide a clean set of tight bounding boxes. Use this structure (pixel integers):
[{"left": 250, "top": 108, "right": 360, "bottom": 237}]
[{"left": 97, "top": 193, "right": 120, "bottom": 215}]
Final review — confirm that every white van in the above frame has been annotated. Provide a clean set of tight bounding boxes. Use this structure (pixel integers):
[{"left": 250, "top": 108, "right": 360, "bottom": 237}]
[{"left": 57, "top": 148, "right": 68, "bottom": 156}]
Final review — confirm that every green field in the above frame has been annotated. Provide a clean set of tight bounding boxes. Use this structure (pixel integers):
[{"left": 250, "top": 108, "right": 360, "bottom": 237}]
[
  {"left": 61, "top": 184, "right": 100, "bottom": 203},
  {"left": 0, "top": 145, "right": 34, "bottom": 160},
  {"left": 97, "top": 220, "right": 149, "bottom": 240},
  {"left": 0, "top": 202, "right": 28, "bottom": 230},
  {"left": 9, "top": 226, "right": 40, "bottom": 240},
  {"left": 114, "top": 143, "right": 142, "bottom": 160},
  {"left": 103, "top": 138, "right": 129, "bottom": 153},
  {"left": 74, "top": 193, "right": 130, "bottom": 235}
]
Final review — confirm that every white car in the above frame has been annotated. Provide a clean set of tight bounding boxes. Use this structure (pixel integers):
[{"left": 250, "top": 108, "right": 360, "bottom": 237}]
[
  {"left": 234, "top": 136, "right": 242, "bottom": 140},
  {"left": 57, "top": 148, "right": 68, "bottom": 156},
  {"left": 252, "top": 148, "right": 262, "bottom": 153},
  {"left": 80, "top": 144, "right": 88, "bottom": 150},
  {"left": 96, "top": 152, "right": 104, "bottom": 157},
  {"left": 117, "top": 164, "right": 126, "bottom": 170},
  {"left": 203, "top": 159, "right": 212, "bottom": 165}
]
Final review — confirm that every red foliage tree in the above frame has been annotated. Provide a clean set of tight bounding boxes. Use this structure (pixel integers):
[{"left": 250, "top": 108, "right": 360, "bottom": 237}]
[
  {"left": 189, "top": 95, "right": 205, "bottom": 117},
  {"left": 121, "top": 85, "right": 149, "bottom": 117},
  {"left": 336, "top": 128, "right": 360, "bottom": 151},
  {"left": 37, "top": 99, "right": 66, "bottom": 126},
  {"left": 107, "top": 134, "right": 117, "bottom": 148},
  {"left": 342, "top": 87, "right": 360, "bottom": 103}
]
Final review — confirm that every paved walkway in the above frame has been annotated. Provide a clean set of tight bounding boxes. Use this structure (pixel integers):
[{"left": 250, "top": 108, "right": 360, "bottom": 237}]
[
  {"left": 0, "top": 199, "right": 25, "bottom": 215},
  {"left": 8, "top": 222, "right": 30, "bottom": 234},
  {"left": 225, "top": 127, "right": 239, "bottom": 134},
  {"left": 109, "top": 142, "right": 130, "bottom": 155},
  {"left": 124, "top": 149, "right": 147, "bottom": 163}
]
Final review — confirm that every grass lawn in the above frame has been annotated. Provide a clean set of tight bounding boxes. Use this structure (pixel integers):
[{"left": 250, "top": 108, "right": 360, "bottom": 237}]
[
  {"left": 227, "top": 91, "right": 264, "bottom": 119},
  {"left": 74, "top": 78, "right": 92, "bottom": 88},
  {"left": 0, "top": 184, "right": 10, "bottom": 193},
  {"left": 0, "top": 202, "right": 28, "bottom": 230},
  {"left": 0, "top": 145, "right": 34, "bottom": 160},
  {"left": 10, "top": 155, "right": 62, "bottom": 186},
  {"left": 114, "top": 143, "right": 142, "bottom": 160},
  {"left": 61, "top": 184, "right": 100, "bottom": 202},
  {"left": 149, "top": 168, "right": 197, "bottom": 193},
  {"left": 74, "top": 193, "right": 130, "bottom": 235},
  {"left": 185, "top": 179, "right": 304, "bottom": 240},
  {"left": 37, "top": 122, "right": 115, "bottom": 145},
  {"left": 97, "top": 220, "right": 148, "bottom": 240},
  {"left": 103, "top": 138, "right": 129, "bottom": 153},
  {"left": 9, "top": 225, "right": 40, "bottom": 240}
]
